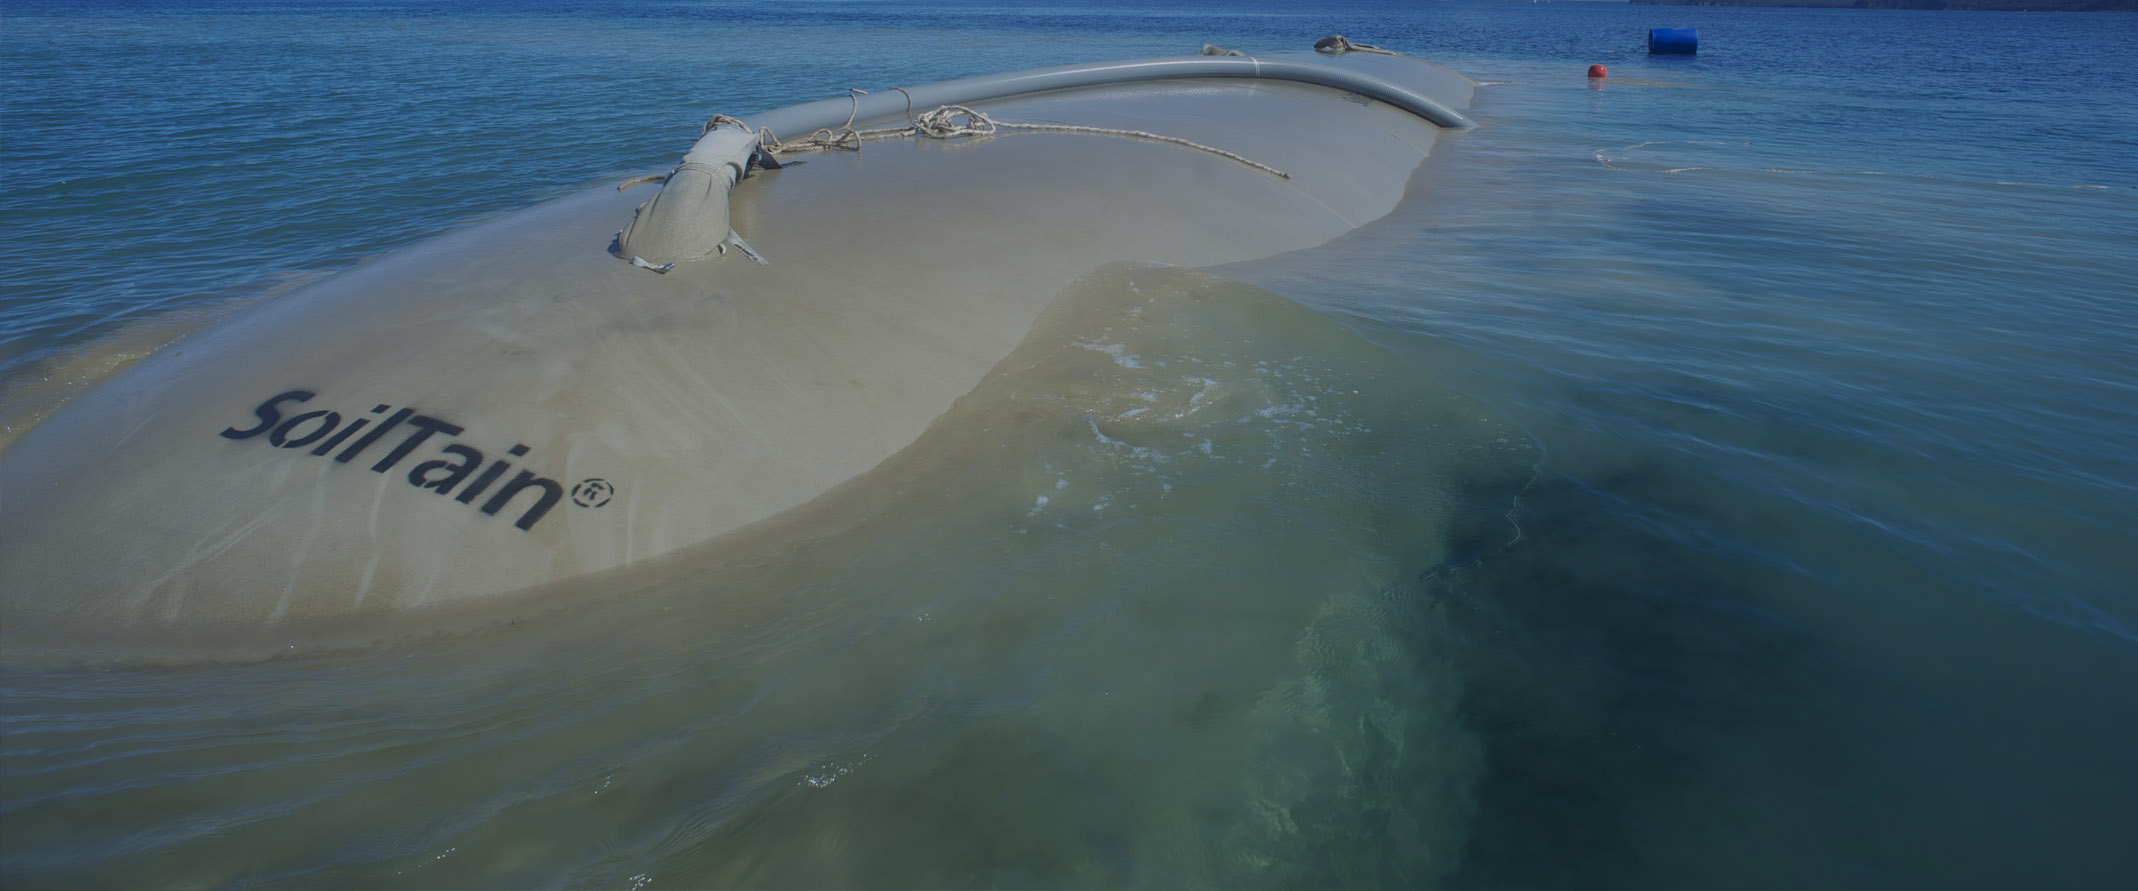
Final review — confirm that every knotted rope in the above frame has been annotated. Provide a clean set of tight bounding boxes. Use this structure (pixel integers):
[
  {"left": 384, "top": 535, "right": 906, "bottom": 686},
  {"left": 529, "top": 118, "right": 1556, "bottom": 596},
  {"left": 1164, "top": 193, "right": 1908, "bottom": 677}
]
[
  {"left": 707, "top": 90, "right": 913, "bottom": 156},
  {"left": 743, "top": 101, "right": 1290, "bottom": 180}
]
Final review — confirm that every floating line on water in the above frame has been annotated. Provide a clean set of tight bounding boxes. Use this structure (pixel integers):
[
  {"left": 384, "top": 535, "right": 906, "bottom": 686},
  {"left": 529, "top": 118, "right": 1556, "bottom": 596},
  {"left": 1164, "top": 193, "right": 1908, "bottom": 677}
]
[{"left": 1595, "top": 140, "right": 2117, "bottom": 189}]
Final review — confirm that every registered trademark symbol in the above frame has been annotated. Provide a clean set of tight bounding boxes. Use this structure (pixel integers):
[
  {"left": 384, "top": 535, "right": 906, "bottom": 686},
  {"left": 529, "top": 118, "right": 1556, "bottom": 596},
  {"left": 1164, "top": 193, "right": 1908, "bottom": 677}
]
[{"left": 570, "top": 478, "right": 614, "bottom": 508}]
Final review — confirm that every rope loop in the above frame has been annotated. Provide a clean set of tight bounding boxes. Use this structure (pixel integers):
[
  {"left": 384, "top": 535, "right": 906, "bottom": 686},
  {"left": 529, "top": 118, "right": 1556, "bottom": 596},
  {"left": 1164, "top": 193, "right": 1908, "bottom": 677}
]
[
  {"left": 723, "top": 103, "right": 1290, "bottom": 180},
  {"left": 912, "top": 105, "right": 999, "bottom": 140},
  {"left": 702, "top": 113, "right": 750, "bottom": 137},
  {"left": 806, "top": 126, "right": 864, "bottom": 150}
]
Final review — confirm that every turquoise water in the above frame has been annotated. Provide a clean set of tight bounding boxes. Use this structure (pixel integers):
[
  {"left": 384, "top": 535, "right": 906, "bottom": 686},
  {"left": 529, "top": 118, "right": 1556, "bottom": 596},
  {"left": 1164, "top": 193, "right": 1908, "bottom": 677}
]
[{"left": 5, "top": 0, "right": 2138, "bottom": 887}]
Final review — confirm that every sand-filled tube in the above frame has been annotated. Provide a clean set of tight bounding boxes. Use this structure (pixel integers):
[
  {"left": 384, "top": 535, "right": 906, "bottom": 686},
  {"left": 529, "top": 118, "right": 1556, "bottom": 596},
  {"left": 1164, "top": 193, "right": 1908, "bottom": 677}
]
[
  {"left": 0, "top": 44, "right": 1519, "bottom": 886},
  {"left": 0, "top": 51, "right": 1476, "bottom": 645}
]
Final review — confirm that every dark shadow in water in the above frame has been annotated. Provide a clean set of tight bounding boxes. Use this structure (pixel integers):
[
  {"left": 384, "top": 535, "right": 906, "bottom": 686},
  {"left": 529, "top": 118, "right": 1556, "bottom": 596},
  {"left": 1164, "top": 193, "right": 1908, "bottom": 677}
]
[
  {"left": 1425, "top": 457, "right": 1840, "bottom": 889},
  {"left": 1415, "top": 383, "right": 2138, "bottom": 889}
]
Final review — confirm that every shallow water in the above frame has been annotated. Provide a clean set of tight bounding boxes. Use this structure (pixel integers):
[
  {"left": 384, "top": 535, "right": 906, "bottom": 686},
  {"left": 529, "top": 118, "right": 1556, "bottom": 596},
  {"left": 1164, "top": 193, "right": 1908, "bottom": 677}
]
[{"left": 5, "top": 0, "right": 2138, "bottom": 887}]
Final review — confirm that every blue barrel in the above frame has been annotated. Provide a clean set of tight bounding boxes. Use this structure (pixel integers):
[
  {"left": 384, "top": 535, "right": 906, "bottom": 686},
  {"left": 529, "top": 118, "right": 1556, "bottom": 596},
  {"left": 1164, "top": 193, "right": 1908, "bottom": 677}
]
[{"left": 1648, "top": 28, "right": 1698, "bottom": 55}]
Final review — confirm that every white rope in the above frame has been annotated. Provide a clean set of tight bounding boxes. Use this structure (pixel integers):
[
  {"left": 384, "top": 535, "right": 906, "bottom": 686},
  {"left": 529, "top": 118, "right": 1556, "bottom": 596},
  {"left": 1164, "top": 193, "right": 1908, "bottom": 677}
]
[
  {"left": 720, "top": 89, "right": 918, "bottom": 157},
  {"left": 748, "top": 103, "right": 1290, "bottom": 180}
]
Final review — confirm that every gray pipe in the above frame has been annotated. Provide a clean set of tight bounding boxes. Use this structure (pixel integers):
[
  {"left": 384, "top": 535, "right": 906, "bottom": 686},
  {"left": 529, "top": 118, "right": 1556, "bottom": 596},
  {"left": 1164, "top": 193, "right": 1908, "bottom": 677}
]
[{"left": 745, "top": 53, "right": 1474, "bottom": 138}]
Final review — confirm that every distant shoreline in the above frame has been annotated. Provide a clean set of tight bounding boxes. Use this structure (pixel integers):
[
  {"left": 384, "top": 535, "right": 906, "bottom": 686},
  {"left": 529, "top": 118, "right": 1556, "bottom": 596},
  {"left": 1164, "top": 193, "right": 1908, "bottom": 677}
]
[{"left": 1630, "top": 0, "right": 2134, "bottom": 9}]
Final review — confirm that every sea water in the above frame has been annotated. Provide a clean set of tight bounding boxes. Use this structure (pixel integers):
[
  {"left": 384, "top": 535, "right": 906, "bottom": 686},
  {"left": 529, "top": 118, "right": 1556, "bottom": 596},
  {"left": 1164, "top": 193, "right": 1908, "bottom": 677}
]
[{"left": 3, "top": 0, "right": 2136, "bottom": 887}]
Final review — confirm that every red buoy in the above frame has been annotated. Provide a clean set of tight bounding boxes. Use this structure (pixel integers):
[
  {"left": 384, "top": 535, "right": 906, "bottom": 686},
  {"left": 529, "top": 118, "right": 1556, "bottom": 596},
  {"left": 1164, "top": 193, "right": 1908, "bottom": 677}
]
[{"left": 1588, "top": 64, "right": 1608, "bottom": 79}]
